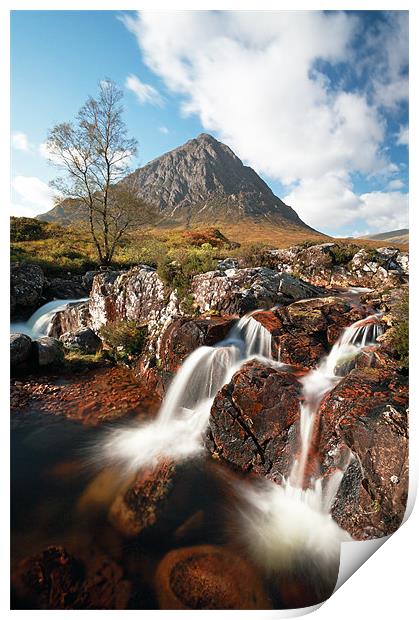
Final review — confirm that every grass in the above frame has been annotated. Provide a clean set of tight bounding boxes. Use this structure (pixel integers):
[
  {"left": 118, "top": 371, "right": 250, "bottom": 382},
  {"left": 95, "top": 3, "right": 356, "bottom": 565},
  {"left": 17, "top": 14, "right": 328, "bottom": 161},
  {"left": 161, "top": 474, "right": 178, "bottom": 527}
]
[{"left": 10, "top": 218, "right": 408, "bottom": 279}]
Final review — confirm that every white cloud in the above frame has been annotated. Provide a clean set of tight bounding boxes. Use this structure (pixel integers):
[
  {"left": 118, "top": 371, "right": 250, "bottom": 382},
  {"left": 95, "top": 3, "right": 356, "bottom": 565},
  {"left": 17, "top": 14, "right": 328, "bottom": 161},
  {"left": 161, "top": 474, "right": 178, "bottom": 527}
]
[
  {"left": 397, "top": 125, "right": 409, "bottom": 145},
  {"left": 12, "top": 131, "right": 30, "bottom": 151},
  {"left": 387, "top": 179, "right": 404, "bottom": 190},
  {"left": 159, "top": 125, "right": 169, "bottom": 134},
  {"left": 123, "top": 11, "right": 407, "bottom": 234},
  {"left": 12, "top": 176, "right": 57, "bottom": 211},
  {"left": 358, "top": 191, "right": 408, "bottom": 232},
  {"left": 125, "top": 73, "right": 164, "bottom": 106}
]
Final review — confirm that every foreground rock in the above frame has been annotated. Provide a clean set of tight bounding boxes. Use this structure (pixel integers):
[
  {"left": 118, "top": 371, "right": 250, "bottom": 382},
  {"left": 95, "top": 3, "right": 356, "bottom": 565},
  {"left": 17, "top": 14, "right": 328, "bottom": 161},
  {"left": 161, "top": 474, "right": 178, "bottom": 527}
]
[
  {"left": 48, "top": 301, "right": 91, "bottom": 338},
  {"left": 154, "top": 545, "right": 270, "bottom": 609},
  {"left": 10, "top": 333, "right": 32, "bottom": 368},
  {"left": 316, "top": 368, "right": 409, "bottom": 539},
  {"left": 11, "top": 546, "right": 131, "bottom": 609},
  {"left": 35, "top": 337, "right": 64, "bottom": 367},
  {"left": 207, "top": 361, "right": 301, "bottom": 482},
  {"left": 11, "top": 263, "right": 45, "bottom": 317},
  {"left": 43, "top": 277, "right": 87, "bottom": 300}
]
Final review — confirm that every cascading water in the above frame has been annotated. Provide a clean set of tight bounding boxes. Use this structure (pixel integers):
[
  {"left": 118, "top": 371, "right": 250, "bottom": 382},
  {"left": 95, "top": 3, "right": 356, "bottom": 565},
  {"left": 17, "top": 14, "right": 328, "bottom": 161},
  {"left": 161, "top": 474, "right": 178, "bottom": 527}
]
[
  {"left": 234, "top": 313, "right": 384, "bottom": 583},
  {"left": 10, "top": 298, "right": 88, "bottom": 338},
  {"left": 101, "top": 313, "right": 276, "bottom": 473}
]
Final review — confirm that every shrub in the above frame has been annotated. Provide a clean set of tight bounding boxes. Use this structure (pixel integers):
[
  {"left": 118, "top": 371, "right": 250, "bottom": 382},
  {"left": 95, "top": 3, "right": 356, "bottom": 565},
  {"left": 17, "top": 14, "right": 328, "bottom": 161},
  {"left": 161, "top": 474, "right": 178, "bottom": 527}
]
[
  {"left": 389, "top": 289, "right": 409, "bottom": 369},
  {"left": 10, "top": 217, "right": 49, "bottom": 242},
  {"left": 99, "top": 320, "right": 147, "bottom": 363},
  {"left": 157, "top": 243, "right": 218, "bottom": 301},
  {"left": 329, "top": 244, "right": 358, "bottom": 265}
]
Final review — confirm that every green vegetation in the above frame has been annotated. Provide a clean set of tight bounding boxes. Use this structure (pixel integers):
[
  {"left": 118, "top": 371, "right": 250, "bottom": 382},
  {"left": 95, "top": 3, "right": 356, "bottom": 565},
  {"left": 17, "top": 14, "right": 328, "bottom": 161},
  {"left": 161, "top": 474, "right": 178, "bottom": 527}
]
[
  {"left": 329, "top": 244, "right": 358, "bottom": 265},
  {"left": 389, "top": 289, "right": 409, "bottom": 370},
  {"left": 99, "top": 320, "right": 148, "bottom": 363},
  {"left": 10, "top": 217, "right": 50, "bottom": 242}
]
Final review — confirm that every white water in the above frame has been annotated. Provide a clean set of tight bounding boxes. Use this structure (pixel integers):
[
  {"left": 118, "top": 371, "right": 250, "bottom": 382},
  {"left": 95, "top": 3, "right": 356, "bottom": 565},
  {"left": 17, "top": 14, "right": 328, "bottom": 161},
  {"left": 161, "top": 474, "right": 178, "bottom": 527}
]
[
  {"left": 235, "top": 313, "right": 383, "bottom": 576},
  {"left": 102, "top": 313, "right": 277, "bottom": 473},
  {"left": 11, "top": 298, "right": 88, "bottom": 339}
]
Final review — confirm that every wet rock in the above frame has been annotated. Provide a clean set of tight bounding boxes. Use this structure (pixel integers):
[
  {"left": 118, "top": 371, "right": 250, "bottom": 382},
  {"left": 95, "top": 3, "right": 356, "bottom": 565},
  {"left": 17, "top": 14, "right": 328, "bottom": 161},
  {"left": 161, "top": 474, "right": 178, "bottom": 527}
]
[
  {"left": 11, "top": 262, "right": 45, "bottom": 317},
  {"left": 11, "top": 545, "right": 131, "bottom": 609},
  {"left": 34, "top": 337, "right": 64, "bottom": 367},
  {"left": 108, "top": 461, "right": 177, "bottom": 538},
  {"left": 207, "top": 361, "right": 301, "bottom": 482},
  {"left": 60, "top": 328, "right": 102, "bottom": 354},
  {"left": 154, "top": 545, "right": 270, "bottom": 609},
  {"left": 43, "top": 277, "right": 87, "bottom": 300},
  {"left": 48, "top": 301, "right": 91, "bottom": 338},
  {"left": 158, "top": 316, "right": 237, "bottom": 372},
  {"left": 10, "top": 333, "right": 32, "bottom": 368},
  {"left": 315, "top": 368, "right": 408, "bottom": 538}
]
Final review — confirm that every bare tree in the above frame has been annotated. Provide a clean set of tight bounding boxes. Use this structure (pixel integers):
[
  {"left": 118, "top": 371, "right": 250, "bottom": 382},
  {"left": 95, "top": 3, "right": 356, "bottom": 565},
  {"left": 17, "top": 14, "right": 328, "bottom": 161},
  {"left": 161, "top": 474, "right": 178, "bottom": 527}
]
[{"left": 45, "top": 79, "right": 151, "bottom": 265}]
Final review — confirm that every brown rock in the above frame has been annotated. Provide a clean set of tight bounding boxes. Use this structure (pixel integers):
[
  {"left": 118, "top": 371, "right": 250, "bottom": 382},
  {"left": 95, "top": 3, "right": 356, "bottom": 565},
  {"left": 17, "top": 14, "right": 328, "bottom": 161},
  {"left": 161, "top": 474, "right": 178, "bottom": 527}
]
[
  {"left": 154, "top": 545, "right": 270, "bottom": 609},
  {"left": 207, "top": 361, "right": 301, "bottom": 483}
]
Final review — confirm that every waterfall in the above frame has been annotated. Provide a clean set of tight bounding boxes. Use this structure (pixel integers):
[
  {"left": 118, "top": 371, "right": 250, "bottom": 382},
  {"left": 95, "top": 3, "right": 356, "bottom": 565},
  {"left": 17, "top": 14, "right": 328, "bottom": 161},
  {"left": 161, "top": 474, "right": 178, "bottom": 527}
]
[
  {"left": 101, "top": 314, "right": 274, "bottom": 473},
  {"left": 234, "top": 314, "right": 383, "bottom": 579},
  {"left": 11, "top": 298, "right": 88, "bottom": 339}
]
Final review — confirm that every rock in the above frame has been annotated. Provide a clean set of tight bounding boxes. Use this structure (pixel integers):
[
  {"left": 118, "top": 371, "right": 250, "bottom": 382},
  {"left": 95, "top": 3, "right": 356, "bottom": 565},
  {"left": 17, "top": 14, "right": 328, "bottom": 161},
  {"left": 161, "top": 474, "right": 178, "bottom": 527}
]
[
  {"left": 82, "top": 270, "right": 102, "bottom": 291},
  {"left": 154, "top": 545, "right": 270, "bottom": 609},
  {"left": 60, "top": 328, "right": 102, "bottom": 354},
  {"left": 158, "top": 316, "right": 237, "bottom": 372},
  {"left": 48, "top": 301, "right": 91, "bottom": 338},
  {"left": 315, "top": 368, "right": 408, "bottom": 538},
  {"left": 35, "top": 337, "right": 64, "bottom": 367},
  {"left": 207, "top": 361, "right": 301, "bottom": 482},
  {"left": 11, "top": 546, "right": 131, "bottom": 609},
  {"left": 89, "top": 267, "right": 178, "bottom": 333},
  {"left": 108, "top": 461, "right": 176, "bottom": 537},
  {"left": 217, "top": 258, "right": 239, "bottom": 271},
  {"left": 11, "top": 262, "right": 45, "bottom": 317},
  {"left": 278, "top": 273, "right": 326, "bottom": 300},
  {"left": 10, "top": 333, "right": 32, "bottom": 367},
  {"left": 43, "top": 277, "right": 87, "bottom": 300}
]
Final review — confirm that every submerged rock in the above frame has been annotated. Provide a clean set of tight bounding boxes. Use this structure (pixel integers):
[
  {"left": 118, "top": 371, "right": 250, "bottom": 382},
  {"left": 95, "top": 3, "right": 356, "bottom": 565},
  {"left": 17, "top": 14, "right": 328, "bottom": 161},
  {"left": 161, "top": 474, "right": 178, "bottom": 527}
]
[
  {"left": 11, "top": 545, "right": 131, "bottom": 609},
  {"left": 207, "top": 361, "right": 301, "bottom": 482},
  {"left": 154, "top": 545, "right": 270, "bottom": 609}
]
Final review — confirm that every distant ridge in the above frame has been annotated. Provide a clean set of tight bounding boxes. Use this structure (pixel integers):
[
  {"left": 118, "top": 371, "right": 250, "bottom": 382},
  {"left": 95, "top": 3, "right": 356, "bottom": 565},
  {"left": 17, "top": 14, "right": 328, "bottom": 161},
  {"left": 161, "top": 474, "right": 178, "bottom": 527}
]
[{"left": 358, "top": 228, "right": 408, "bottom": 245}]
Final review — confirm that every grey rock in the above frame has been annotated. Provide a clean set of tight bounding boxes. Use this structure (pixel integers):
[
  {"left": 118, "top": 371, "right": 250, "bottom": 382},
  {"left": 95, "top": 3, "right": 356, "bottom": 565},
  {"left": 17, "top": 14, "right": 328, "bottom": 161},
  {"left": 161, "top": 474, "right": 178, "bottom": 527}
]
[
  {"left": 35, "top": 337, "right": 64, "bottom": 367},
  {"left": 60, "top": 328, "right": 101, "bottom": 354},
  {"left": 11, "top": 263, "right": 45, "bottom": 316},
  {"left": 43, "top": 277, "right": 86, "bottom": 300},
  {"left": 10, "top": 333, "right": 32, "bottom": 367}
]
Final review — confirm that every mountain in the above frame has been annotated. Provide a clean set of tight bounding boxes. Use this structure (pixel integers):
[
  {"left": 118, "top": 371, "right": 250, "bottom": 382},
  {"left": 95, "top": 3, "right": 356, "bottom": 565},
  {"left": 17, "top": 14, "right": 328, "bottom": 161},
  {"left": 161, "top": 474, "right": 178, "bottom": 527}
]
[
  {"left": 357, "top": 229, "right": 409, "bottom": 245},
  {"left": 38, "top": 133, "right": 315, "bottom": 233}
]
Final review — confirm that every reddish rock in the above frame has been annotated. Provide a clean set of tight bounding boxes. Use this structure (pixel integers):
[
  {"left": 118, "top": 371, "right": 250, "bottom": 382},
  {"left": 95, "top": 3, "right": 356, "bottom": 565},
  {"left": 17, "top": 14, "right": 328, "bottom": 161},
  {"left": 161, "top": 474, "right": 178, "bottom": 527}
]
[
  {"left": 277, "top": 333, "right": 326, "bottom": 368},
  {"left": 207, "top": 361, "right": 301, "bottom": 483},
  {"left": 154, "top": 545, "right": 270, "bottom": 609},
  {"left": 49, "top": 301, "right": 90, "bottom": 338},
  {"left": 11, "top": 546, "right": 131, "bottom": 609},
  {"left": 158, "top": 316, "right": 237, "bottom": 372},
  {"left": 312, "top": 368, "right": 409, "bottom": 538}
]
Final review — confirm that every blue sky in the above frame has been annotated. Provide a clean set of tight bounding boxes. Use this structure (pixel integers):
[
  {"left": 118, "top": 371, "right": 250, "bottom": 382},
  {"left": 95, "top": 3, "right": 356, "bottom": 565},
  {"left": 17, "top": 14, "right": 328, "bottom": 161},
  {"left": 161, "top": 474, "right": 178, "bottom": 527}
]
[{"left": 11, "top": 10, "right": 409, "bottom": 236}]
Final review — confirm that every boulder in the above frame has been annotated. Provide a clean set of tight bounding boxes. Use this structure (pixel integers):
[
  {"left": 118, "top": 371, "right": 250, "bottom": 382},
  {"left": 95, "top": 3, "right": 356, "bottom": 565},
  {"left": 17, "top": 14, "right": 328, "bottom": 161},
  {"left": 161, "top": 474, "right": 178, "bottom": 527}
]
[
  {"left": 154, "top": 545, "right": 270, "bottom": 610},
  {"left": 191, "top": 268, "right": 327, "bottom": 316},
  {"left": 60, "top": 328, "right": 102, "bottom": 354},
  {"left": 314, "top": 368, "right": 408, "bottom": 538},
  {"left": 48, "top": 301, "right": 91, "bottom": 338},
  {"left": 207, "top": 361, "right": 301, "bottom": 482},
  {"left": 158, "top": 316, "right": 237, "bottom": 372},
  {"left": 89, "top": 267, "right": 178, "bottom": 333},
  {"left": 43, "top": 277, "right": 87, "bottom": 300},
  {"left": 82, "top": 270, "right": 102, "bottom": 292},
  {"left": 11, "top": 263, "right": 45, "bottom": 317},
  {"left": 35, "top": 336, "right": 64, "bottom": 367},
  {"left": 10, "top": 333, "right": 32, "bottom": 368}
]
